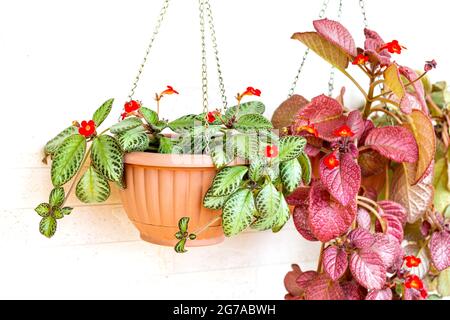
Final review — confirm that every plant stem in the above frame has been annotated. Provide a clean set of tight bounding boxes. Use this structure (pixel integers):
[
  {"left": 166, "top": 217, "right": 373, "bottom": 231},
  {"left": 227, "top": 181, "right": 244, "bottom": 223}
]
[
  {"left": 341, "top": 69, "right": 369, "bottom": 101},
  {"left": 363, "top": 76, "right": 376, "bottom": 119},
  {"left": 316, "top": 243, "right": 325, "bottom": 273},
  {"left": 357, "top": 198, "right": 387, "bottom": 234},
  {"left": 426, "top": 95, "right": 444, "bottom": 117},
  {"left": 192, "top": 216, "right": 222, "bottom": 236},
  {"left": 369, "top": 107, "right": 403, "bottom": 125},
  {"left": 370, "top": 97, "right": 400, "bottom": 107}
]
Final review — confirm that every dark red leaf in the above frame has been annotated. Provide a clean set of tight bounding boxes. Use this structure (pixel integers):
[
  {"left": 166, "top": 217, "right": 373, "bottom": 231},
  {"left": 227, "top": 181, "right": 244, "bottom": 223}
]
[
  {"left": 323, "top": 246, "right": 348, "bottom": 281},
  {"left": 365, "top": 289, "right": 393, "bottom": 300},
  {"left": 293, "top": 205, "right": 318, "bottom": 242},
  {"left": 286, "top": 187, "right": 310, "bottom": 207},
  {"left": 293, "top": 95, "right": 343, "bottom": 129},
  {"left": 341, "top": 281, "right": 367, "bottom": 300},
  {"left": 346, "top": 110, "right": 365, "bottom": 141},
  {"left": 313, "top": 18, "right": 357, "bottom": 56},
  {"left": 348, "top": 228, "right": 376, "bottom": 249},
  {"left": 304, "top": 273, "right": 345, "bottom": 300},
  {"left": 296, "top": 271, "right": 318, "bottom": 288},
  {"left": 429, "top": 231, "right": 450, "bottom": 271}
]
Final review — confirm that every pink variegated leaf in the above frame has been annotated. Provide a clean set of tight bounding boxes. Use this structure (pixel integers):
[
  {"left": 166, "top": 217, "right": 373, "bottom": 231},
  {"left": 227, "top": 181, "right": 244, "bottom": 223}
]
[
  {"left": 363, "top": 28, "right": 391, "bottom": 66},
  {"left": 399, "top": 66, "right": 428, "bottom": 113},
  {"left": 346, "top": 110, "right": 365, "bottom": 141},
  {"left": 404, "top": 288, "right": 425, "bottom": 300},
  {"left": 296, "top": 271, "right": 318, "bottom": 289},
  {"left": 364, "top": 126, "right": 418, "bottom": 163},
  {"left": 376, "top": 212, "right": 404, "bottom": 244},
  {"left": 348, "top": 228, "right": 376, "bottom": 249},
  {"left": 341, "top": 281, "right": 366, "bottom": 300},
  {"left": 320, "top": 152, "right": 361, "bottom": 206},
  {"left": 293, "top": 204, "right": 318, "bottom": 242},
  {"left": 308, "top": 182, "right": 356, "bottom": 242},
  {"left": 314, "top": 115, "right": 347, "bottom": 142},
  {"left": 371, "top": 234, "right": 401, "bottom": 270},
  {"left": 313, "top": 19, "right": 357, "bottom": 56},
  {"left": 365, "top": 289, "right": 393, "bottom": 300},
  {"left": 399, "top": 93, "right": 422, "bottom": 115},
  {"left": 377, "top": 201, "right": 408, "bottom": 243},
  {"left": 286, "top": 187, "right": 310, "bottom": 207},
  {"left": 294, "top": 95, "right": 343, "bottom": 128},
  {"left": 378, "top": 201, "right": 407, "bottom": 225},
  {"left": 350, "top": 249, "right": 386, "bottom": 290},
  {"left": 304, "top": 273, "right": 345, "bottom": 300},
  {"left": 356, "top": 208, "right": 372, "bottom": 230},
  {"left": 429, "top": 231, "right": 450, "bottom": 271},
  {"left": 323, "top": 246, "right": 348, "bottom": 281},
  {"left": 359, "top": 120, "right": 375, "bottom": 146},
  {"left": 284, "top": 264, "right": 303, "bottom": 299}
]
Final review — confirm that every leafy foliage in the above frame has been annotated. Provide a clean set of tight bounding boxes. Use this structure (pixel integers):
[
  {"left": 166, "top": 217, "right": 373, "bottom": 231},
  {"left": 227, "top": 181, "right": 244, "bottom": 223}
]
[
  {"left": 51, "top": 134, "right": 86, "bottom": 187},
  {"left": 75, "top": 166, "right": 111, "bottom": 203},
  {"left": 91, "top": 135, "right": 124, "bottom": 183},
  {"left": 93, "top": 98, "right": 114, "bottom": 127}
]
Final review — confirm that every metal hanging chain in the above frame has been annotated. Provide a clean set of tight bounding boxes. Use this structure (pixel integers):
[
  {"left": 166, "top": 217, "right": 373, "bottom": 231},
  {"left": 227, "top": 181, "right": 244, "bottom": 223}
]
[
  {"left": 359, "top": 0, "right": 369, "bottom": 28},
  {"left": 327, "top": 0, "right": 344, "bottom": 97},
  {"left": 288, "top": 0, "right": 331, "bottom": 98},
  {"left": 199, "top": 0, "right": 209, "bottom": 114},
  {"left": 204, "top": 0, "right": 228, "bottom": 110},
  {"left": 127, "top": 0, "right": 170, "bottom": 101}
]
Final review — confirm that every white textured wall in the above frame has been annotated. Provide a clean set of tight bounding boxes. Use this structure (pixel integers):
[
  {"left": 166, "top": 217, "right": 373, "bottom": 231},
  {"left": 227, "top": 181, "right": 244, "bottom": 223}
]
[{"left": 1, "top": 0, "right": 449, "bottom": 299}]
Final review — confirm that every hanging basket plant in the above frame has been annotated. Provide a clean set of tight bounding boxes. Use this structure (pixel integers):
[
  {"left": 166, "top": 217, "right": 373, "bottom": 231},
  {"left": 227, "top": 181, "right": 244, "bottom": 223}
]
[{"left": 278, "top": 18, "right": 449, "bottom": 300}]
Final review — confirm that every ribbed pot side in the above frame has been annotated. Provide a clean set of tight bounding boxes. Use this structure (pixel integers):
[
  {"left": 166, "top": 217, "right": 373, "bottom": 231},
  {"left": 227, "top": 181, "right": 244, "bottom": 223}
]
[{"left": 119, "top": 152, "right": 226, "bottom": 247}]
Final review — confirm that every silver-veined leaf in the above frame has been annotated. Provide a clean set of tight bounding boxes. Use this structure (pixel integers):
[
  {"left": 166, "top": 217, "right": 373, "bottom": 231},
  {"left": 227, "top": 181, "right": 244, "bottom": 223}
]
[
  {"left": 39, "top": 216, "right": 57, "bottom": 238},
  {"left": 252, "top": 183, "right": 281, "bottom": 231},
  {"left": 298, "top": 152, "right": 312, "bottom": 185},
  {"left": 210, "top": 139, "right": 231, "bottom": 169},
  {"left": 249, "top": 157, "right": 265, "bottom": 182},
  {"left": 222, "top": 189, "right": 255, "bottom": 236},
  {"left": 110, "top": 117, "right": 142, "bottom": 134},
  {"left": 35, "top": 203, "right": 50, "bottom": 217},
  {"left": 279, "top": 136, "right": 306, "bottom": 162},
  {"left": 140, "top": 107, "right": 159, "bottom": 125},
  {"left": 44, "top": 126, "right": 78, "bottom": 156},
  {"left": 91, "top": 135, "right": 124, "bottom": 182},
  {"left": 118, "top": 126, "right": 150, "bottom": 152},
  {"left": 178, "top": 217, "right": 190, "bottom": 233},
  {"left": 174, "top": 238, "right": 187, "bottom": 253},
  {"left": 233, "top": 114, "right": 273, "bottom": 132},
  {"left": 225, "top": 101, "right": 265, "bottom": 120},
  {"left": 75, "top": 166, "right": 111, "bottom": 203},
  {"left": 209, "top": 166, "right": 248, "bottom": 197},
  {"left": 92, "top": 98, "right": 114, "bottom": 127},
  {"left": 49, "top": 187, "right": 65, "bottom": 208},
  {"left": 51, "top": 134, "right": 86, "bottom": 187},
  {"left": 203, "top": 189, "right": 228, "bottom": 210},
  {"left": 168, "top": 114, "right": 199, "bottom": 133},
  {"left": 281, "top": 159, "right": 302, "bottom": 194}
]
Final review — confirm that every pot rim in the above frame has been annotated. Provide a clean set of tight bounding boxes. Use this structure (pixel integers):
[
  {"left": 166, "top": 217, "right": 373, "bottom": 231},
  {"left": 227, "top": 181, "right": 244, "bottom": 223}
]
[{"left": 124, "top": 152, "right": 246, "bottom": 168}]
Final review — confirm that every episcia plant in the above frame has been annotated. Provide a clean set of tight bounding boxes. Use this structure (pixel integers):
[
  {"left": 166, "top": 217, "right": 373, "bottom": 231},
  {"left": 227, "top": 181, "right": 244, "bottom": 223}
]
[
  {"left": 173, "top": 88, "right": 309, "bottom": 252},
  {"left": 279, "top": 19, "right": 449, "bottom": 300},
  {"left": 36, "top": 84, "right": 307, "bottom": 247}
]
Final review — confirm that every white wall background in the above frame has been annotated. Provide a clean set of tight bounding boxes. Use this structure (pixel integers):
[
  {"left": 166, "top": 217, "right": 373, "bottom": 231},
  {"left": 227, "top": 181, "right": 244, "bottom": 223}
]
[{"left": 0, "top": 0, "right": 449, "bottom": 299}]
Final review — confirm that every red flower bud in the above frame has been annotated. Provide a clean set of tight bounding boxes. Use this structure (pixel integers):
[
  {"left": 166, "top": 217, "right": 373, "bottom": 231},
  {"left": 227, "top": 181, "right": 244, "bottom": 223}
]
[
  {"left": 78, "top": 120, "right": 96, "bottom": 137},
  {"left": 424, "top": 59, "right": 437, "bottom": 72}
]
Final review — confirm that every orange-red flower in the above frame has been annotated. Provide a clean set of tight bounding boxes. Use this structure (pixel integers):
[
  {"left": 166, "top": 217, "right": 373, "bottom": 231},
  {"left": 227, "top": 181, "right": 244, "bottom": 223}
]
[
  {"left": 78, "top": 120, "right": 96, "bottom": 137},
  {"left": 404, "top": 255, "right": 422, "bottom": 268},
  {"left": 333, "top": 125, "right": 355, "bottom": 138},
  {"left": 265, "top": 145, "right": 279, "bottom": 158},
  {"left": 296, "top": 124, "right": 319, "bottom": 137},
  {"left": 420, "top": 289, "right": 428, "bottom": 299},
  {"left": 160, "top": 85, "right": 179, "bottom": 96},
  {"left": 379, "top": 40, "right": 406, "bottom": 54},
  {"left": 206, "top": 111, "right": 221, "bottom": 124},
  {"left": 323, "top": 153, "right": 340, "bottom": 170},
  {"left": 352, "top": 54, "right": 369, "bottom": 65},
  {"left": 124, "top": 100, "right": 141, "bottom": 113},
  {"left": 405, "top": 275, "right": 424, "bottom": 290}
]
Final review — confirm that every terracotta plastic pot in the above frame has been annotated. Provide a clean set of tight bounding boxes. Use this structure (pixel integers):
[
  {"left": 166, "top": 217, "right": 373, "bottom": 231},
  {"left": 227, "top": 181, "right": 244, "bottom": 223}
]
[{"left": 120, "top": 152, "right": 238, "bottom": 247}]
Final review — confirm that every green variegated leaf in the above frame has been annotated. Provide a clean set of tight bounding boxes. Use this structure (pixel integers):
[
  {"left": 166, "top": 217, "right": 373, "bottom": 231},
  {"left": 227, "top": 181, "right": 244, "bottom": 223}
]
[
  {"left": 225, "top": 101, "right": 266, "bottom": 120},
  {"left": 203, "top": 189, "right": 228, "bottom": 210},
  {"left": 35, "top": 203, "right": 50, "bottom": 217},
  {"left": 280, "top": 159, "right": 302, "bottom": 194},
  {"left": 272, "top": 196, "right": 290, "bottom": 232},
  {"left": 110, "top": 117, "right": 142, "bottom": 134},
  {"left": 228, "top": 134, "right": 258, "bottom": 160},
  {"left": 49, "top": 187, "right": 65, "bottom": 208},
  {"left": 279, "top": 136, "right": 306, "bottom": 162},
  {"left": 249, "top": 157, "right": 265, "bottom": 182},
  {"left": 92, "top": 98, "right": 114, "bottom": 127},
  {"left": 140, "top": 107, "right": 158, "bottom": 125},
  {"left": 298, "top": 152, "right": 312, "bottom": 185},
  {"left": 222, "top": 189, "right": 255, "bottom": 236},
  {"left": 39, "top": 216, "right": 57, "bottom": 238},
  {"left": 255, "top": 182, "right": 280, "bottom": 218},
  {"left": 91, "top": 135, "right": 124, "bottom": 182},
  {"left": 210, "top": 139, "right": 231, "bottom": 169},
  {"left": 51, "top": 134, "right": 86, "bottom": 187},
  {"left": 174, "top": 238, "right": 187, "bottom": 253},
  {"left": 209, "top": 166, "right": 248, "bottom": 197},
  {"left": 168, "top": 114, "right": 199, "bottom": 133},
  {"left": 159, "top": 136, "right": 175, "bottom": 154},
  {"left": 233, "top": 114, "right": 273, "bottom": 132},
  {"left": 52, "top": 208, "right": 64, "bottom": 219},
  {"left": 75, "top": 166, "right": 111, "bottom": 203},
  {"left": 44, "top": 126, "right": 78, "bottom": 156},
  {"left": 60, "top": 207, "right": 73, "bottom": 216},
  {"left": 178, "top": 217, "right": 190, "bottom": 233},
  {"left": 118, "top": 126, "right": 150, "bottom": 152},
  {"left": 150, "top": 120, "right": 168, "bottom": 132}
]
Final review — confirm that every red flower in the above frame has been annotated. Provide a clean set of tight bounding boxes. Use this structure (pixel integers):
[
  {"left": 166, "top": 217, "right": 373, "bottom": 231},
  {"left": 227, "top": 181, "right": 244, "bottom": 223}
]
[
  {"left": 404, "top": 255, "right": 422, "bottom": 268},
  {"left": 124, "top": 100, "right": 141, "bottom": 113},
  {"left": 323, "top": 153, "right": 340, "bottom": 170},
  {"left": 265, "top": 145, "right": 279, "bottom": 158},
  {"left": 379, "top": 40, "right": 406, "bottom": 54},
  {"left": 333, "top": 125, "right": 355, "bottom": 138},
  {"left": 352, "top": 54, "right": 369, "bottom": 65},
  {"left": 405, "top": 275, "right": 424, "bottom": 290},
  {"left": 160, "top": 85, "right": 179, "bottom": 96},
  {"left": 78, "top": 120, "right": 96, "bottom": 137},
  {"left": 296, "top": 124, "right": 319, "bottom": 137},
  {"left": 420, "top": 289, "right": 428, "bottom": 299},
  {"left": 121, "top": 112, "right": 128, "bottom": 120},
  {"left": 207, "top": 112, "right": 217, "bottom": 123}
]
